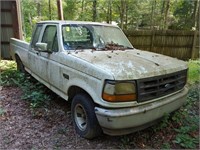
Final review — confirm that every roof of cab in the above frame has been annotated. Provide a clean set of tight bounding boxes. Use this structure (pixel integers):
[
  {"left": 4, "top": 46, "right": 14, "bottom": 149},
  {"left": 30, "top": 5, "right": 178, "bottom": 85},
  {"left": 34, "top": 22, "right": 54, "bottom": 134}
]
[{"left": 37, "top": 20, "right": 117, "bottom": 27}]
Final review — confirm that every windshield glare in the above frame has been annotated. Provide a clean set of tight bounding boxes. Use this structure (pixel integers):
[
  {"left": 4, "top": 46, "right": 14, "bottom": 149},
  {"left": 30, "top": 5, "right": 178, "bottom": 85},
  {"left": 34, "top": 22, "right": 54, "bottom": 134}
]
[{"left": 62, "top": 24, "right": 133, "bottom": 50}]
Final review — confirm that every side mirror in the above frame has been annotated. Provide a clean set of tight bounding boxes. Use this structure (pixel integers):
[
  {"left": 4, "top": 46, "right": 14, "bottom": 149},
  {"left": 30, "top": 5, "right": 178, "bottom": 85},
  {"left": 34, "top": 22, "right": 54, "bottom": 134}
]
[{"left": 35, "top": 42, "right": 48, "bottom": 52}]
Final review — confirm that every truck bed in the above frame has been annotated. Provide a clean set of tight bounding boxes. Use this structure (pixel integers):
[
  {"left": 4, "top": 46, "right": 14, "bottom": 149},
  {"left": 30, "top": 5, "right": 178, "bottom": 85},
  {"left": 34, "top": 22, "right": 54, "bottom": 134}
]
[{"left": 10, "top": 38, "right": 30, "bottom": 70}]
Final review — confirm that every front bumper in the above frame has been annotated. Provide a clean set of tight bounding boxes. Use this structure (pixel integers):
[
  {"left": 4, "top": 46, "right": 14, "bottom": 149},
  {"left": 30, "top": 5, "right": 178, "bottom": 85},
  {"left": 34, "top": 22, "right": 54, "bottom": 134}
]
[{"left": 95, "top": 87, "right": 188, "bottom": 135}]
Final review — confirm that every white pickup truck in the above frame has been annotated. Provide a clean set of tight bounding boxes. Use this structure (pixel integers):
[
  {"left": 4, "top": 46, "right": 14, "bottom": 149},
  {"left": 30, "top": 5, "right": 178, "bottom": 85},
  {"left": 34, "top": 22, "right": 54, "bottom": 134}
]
[{"left": 10, "top": 21, "right": 188, "bottom": 139}]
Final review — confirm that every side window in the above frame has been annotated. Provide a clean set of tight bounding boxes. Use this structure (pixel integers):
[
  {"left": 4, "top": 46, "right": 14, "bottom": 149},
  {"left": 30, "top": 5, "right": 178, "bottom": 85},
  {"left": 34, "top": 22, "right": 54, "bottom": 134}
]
[
  {"left": 31, "top": 24, "right": 42, "bottom": 48},
  {"left": 42, "top": 25, "right": 58, "bottom": 52}
]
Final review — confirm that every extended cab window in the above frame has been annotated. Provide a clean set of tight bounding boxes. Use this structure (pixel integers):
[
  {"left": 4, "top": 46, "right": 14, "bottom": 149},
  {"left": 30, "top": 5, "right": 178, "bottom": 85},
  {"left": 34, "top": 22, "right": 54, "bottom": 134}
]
[
  {"left": 31, "top": 24, "right": 42, "bottom": 48},
  {"left": 42, "top": 25, "right": 58, "bottom": 52},
  {"left": 62, "top": 25, "right": 93, "bottom": 50}
]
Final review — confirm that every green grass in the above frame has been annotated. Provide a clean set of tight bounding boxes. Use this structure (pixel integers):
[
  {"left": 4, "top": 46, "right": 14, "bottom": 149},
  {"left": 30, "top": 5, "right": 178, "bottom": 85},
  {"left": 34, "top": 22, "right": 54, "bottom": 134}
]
[
  {"left": 0, "top": 60, "right": 16, "bottom": 71},
  {"left": 188, "top": 59, "right": 200, "bottom": 84}
]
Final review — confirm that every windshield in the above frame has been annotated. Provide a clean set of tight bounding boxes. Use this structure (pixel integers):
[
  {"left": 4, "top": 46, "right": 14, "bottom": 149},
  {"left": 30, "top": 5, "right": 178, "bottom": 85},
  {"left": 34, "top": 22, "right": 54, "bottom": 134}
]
[{"left": 62, "top": 24, "right": 133, "bottom": 50}]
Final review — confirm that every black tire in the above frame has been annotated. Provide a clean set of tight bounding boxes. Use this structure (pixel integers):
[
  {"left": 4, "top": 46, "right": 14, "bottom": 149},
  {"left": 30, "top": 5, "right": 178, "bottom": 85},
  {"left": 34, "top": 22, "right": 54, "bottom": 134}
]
[
  {"left": 71, "top": 93, "right": 102, "bottom": 139},
  {"left": 16, "top": 55, "right": 26, "bottom": 73}
]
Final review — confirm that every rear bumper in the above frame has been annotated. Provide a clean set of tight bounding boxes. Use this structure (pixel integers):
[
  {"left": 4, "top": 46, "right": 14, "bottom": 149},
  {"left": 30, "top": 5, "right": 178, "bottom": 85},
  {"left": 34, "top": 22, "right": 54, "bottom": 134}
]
[{"left": 95, "top": 87, "right": 188, "bottom": 135}]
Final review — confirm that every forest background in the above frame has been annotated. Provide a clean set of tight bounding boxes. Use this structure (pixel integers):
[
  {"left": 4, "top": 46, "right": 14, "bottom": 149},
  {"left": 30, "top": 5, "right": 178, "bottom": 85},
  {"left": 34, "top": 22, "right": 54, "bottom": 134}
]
[{"left": 21, "top": 0, "right": 199, "bottom": 40}]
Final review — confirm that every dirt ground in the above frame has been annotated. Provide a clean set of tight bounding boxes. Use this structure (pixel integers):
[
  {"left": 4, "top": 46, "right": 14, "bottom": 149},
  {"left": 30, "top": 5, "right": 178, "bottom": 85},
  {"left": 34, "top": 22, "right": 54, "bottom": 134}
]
[{"left": 0, "top": 86, "right": 198, "bottom": 149}]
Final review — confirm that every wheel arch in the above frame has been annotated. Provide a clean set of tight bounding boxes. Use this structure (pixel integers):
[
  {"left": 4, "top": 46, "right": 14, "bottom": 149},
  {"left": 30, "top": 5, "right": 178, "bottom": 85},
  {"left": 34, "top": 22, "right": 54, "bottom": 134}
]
[
  {"left": 14, "top": 52, "right": 23, "bottom": 63},
  {"left": 68, "top": 85, "right": 94, "bottom": 103}
]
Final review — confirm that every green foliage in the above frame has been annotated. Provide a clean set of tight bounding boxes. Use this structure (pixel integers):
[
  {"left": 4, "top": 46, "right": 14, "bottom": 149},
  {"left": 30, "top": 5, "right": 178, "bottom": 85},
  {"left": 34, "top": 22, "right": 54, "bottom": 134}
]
[
  {"left": 0, "top": 107, "right": 5, "bottom": 116},
  {"left": 0, "top": 60, "right": 24, "bottom": 86},
  {"left": 171, "top": 108, "right": 187, "bottom": 123},
  {"left": 0, "top": 60, "right": 51, "bottom": 109},
  {"left": 188, "top": 60, "right": 200, "bottom": 85},
  {"left": 171, "top": 84, "right": 199, "bottom": 149},
  {"left": 161, "top": 142, "right": 171, "bottom": 149},
  {"left": 21, "top": 80, "right": 51, "bottom": 108},
  {"left": 119, "top": 136, "right": 133, "bottom": 149},
  {"left": 21, "top": 0, "right": 199, "bottom": 38},
  {"left": 171, "top": 0, "right": 196, "bottom": 30},
  {"left": 21, "top": 0, "right": 58, "bottom": 39},
  {"left": 173, "top": 133, "right": 199, "bottom": 149},
  {"left": 0, "top": 60, "right": 16, "bottom": 70},
  {"left": 152, "top": 113, "right": 170, "bottom": 132},
  {"left": 174, "top": 125, "right": 198, "bottom": 134}
]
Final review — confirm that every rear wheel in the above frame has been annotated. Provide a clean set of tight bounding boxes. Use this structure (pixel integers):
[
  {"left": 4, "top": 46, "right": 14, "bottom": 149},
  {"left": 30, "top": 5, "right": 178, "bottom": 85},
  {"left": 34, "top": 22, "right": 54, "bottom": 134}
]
[{"left": 71, "top": 93, "right": 102, "bottom": 139}]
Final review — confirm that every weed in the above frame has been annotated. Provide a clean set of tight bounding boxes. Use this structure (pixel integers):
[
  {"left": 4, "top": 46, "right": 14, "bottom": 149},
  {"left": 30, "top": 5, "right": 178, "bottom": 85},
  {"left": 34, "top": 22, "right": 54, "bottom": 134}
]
[
  {"left": 173, "top": 133, "right": 199, "bottom": 149},
  {"left": 1, "top": 60, "right": 51, "bottom": 108},
  {"left": 0, "top": 69, "right": 25, "bottom": 86},
  {"left": 0, "top": 107, "right": 5, "bottom": 116},
  {"left": 187, "top": 85, "right": 199, "bottom": 102},
  {"left": 20, "top": 78, "right": 51, "bottom": 108},
  {"left": 171, "top": 82, "right": 199, "bottom": 149},
  {"left": 152, "top": 113, "right": 170, "bottom": 132},
  {"left": 119, "top": 136, "right": 132, "bottom": 149},
  {"left": 161, "top": 142, "right": 171, "bottom": 149}
]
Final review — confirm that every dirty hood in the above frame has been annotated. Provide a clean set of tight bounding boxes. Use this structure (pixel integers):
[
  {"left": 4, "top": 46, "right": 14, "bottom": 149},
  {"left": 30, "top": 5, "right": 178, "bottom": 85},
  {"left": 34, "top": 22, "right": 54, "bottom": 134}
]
[{"left": 71, "top": 49, "right": 188, "bottom": 80}]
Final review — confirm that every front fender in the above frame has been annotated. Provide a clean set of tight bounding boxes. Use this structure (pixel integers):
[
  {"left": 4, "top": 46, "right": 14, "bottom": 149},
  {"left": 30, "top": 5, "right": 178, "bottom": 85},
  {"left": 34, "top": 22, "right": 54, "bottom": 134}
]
[{"left": 66, "top": 77, "right": 102, "bottom": 105}]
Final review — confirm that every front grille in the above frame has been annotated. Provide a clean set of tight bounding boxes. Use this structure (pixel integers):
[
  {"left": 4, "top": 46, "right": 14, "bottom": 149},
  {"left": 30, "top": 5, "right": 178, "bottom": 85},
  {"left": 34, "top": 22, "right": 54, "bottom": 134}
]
[{"left": 137, "top": 69, "right": 187, "bottom": 102}]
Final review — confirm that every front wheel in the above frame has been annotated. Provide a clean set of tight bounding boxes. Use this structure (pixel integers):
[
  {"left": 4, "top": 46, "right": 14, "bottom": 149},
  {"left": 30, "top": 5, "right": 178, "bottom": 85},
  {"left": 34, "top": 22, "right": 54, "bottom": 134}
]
[{"left": 71, "top": 93, "right": 102, "bottom": 139}]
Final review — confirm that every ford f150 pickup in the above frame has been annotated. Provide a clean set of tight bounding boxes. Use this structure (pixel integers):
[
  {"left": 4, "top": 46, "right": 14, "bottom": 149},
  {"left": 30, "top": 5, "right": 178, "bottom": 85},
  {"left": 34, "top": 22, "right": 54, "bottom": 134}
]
[{"left": 10, "top": 21, "right": 188, "bottom": 139}]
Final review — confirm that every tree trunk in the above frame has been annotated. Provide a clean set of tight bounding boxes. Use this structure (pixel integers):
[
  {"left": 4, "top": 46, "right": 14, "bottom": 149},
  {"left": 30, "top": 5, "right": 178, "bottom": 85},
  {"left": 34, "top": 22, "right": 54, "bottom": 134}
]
[
  {"left": 150, "top": 0, "right": 156, "bottom": 29},
  {"left": 161, "top": 0, "right": 165, "bottom": 29},
  {"left": 80, "top": 0, "right": 84, "bottom": 20},
  {"left": 192, "top": 0, "right": 199, "bottom": 29},
  {"left": 57, "top": 0, "right": 64, "bottom": 20},
  {"left": 125, "top": 1, "right": 128, "bottom": 30},
  {"left": 119, "top": 0, "right": 126, "bottom": 29},
  {"left": 28, "top": 13, "right": 32, "bottom": 30},
  {"left": 164, "top": 0, "right": 170, "bottom": 29},
  {"left": 37, "top": 1, "right": 41, "bottom": 18},
  {"left": 92, "top": 0, "right": 97, "bottom": 22},
  {"left": 106, "top": 0, "right": 112, "bottom": 24},
  {"left": 198, "top": 0, "right": 200, "bottom": 30},
  {"left": 49, "top": 0, "right": 52, "bottom": 20}
]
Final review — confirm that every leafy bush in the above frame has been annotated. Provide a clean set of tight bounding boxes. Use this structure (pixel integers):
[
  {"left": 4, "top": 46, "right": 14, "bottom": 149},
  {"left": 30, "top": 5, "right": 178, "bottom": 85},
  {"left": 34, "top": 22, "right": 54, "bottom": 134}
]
[
  {"left": 0, "top": 60, "right": 51, "bottom": 108},
  {"left": 21, "top": 79, "right": 51, "bottom": 108},
  {"left": 173, "top": 134, "right": 199, "bottom": 149}
]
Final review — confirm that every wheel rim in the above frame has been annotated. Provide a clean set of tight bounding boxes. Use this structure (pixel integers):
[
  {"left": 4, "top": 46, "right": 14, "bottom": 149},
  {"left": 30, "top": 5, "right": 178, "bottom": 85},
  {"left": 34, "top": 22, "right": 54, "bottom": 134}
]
[{"left": 74, "top": 104, "right": 87, "bottom": 131}]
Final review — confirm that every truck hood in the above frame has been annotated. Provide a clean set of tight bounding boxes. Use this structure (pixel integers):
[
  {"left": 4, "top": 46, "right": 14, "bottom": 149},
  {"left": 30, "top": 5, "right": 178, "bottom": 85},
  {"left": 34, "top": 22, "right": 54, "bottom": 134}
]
[{"left": 70, "top": 49, "right": 188, "bottom": 80}]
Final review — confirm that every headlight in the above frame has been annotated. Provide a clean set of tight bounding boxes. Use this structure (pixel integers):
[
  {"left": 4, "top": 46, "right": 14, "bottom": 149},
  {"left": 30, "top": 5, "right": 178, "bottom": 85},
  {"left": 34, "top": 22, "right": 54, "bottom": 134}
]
[{"left": 102, "top": 80, "right": 137, "bottom": 102}]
